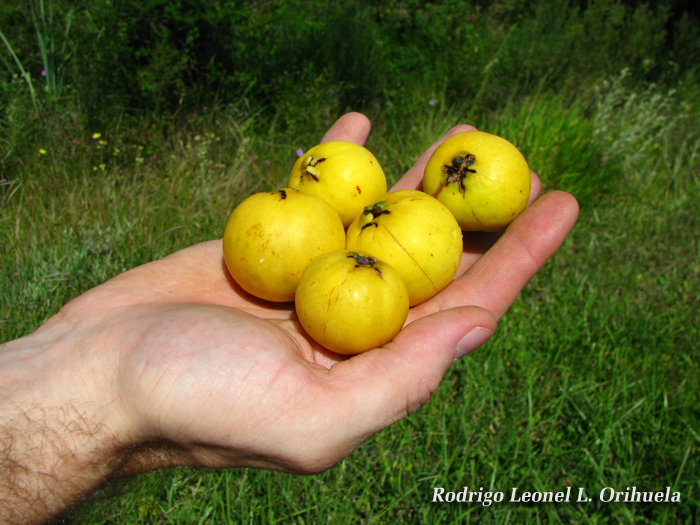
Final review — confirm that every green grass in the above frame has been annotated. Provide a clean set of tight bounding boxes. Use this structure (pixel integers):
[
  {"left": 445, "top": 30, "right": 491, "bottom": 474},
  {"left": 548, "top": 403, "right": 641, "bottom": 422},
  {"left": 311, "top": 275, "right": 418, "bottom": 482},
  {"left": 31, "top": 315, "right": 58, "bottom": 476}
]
[{"left": 3, "top": 72, "right": 700, "bottom": 524}]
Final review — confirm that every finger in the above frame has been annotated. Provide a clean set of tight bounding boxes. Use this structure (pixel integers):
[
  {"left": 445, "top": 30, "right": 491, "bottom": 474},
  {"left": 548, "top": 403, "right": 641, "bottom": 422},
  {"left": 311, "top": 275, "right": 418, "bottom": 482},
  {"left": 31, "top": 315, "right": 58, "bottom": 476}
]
[
  {"left": 390, "top": 124, "right": 479, "bottom": 192},
  {"left": 330, "top": 306, "right": 497, "bottom": 434},
  {"left": 412, "top": 190, "right": 579, "bottom": 322},
  {"left": 320, "top": 112, "right": 372, "bottom": 145}
]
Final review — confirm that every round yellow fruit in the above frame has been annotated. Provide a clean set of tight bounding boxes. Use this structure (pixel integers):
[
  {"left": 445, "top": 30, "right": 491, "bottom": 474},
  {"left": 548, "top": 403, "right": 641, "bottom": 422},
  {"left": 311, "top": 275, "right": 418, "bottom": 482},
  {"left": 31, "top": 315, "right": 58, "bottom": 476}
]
[
  {"left": 295, "top": 250, "right": 409, "bottom": 355},
  {"left": 288, "top": 141, "right": 387, "bottom": 228},
  {"left": 345, "top": 190, "right": 463, "bottom": 306},
  {"left": 222, "top": 188, "right": 345, "bottom": 302},
  {"left": 423, "top": 131, "right": 531, "bottom": 232}
]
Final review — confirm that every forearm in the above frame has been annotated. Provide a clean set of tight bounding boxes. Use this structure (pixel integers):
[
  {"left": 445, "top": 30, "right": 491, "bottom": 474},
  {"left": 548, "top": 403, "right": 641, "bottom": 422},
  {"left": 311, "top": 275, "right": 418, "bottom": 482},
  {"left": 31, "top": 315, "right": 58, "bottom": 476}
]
[
  {"left": 0, "top": 401, "right": 113, "bottom": 523},
  {"left": 0, "top": 325, "right": 122, "bottom": 524}
]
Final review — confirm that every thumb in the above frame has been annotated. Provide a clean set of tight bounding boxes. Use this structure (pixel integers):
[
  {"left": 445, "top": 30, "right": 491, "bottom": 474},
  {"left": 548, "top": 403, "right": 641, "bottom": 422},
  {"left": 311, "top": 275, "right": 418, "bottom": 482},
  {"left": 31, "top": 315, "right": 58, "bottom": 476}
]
[{"left": 331, "top": 306, "right": 497, "bottom": 432}]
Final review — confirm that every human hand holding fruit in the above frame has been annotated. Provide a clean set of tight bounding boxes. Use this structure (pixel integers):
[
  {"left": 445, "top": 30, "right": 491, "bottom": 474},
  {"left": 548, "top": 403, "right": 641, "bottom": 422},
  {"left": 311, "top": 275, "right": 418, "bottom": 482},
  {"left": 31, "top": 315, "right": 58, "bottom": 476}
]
[
  {"left": 96, "top": 112, "right": 576, "bottom": 469},
  {"left": 0, "top": 112, "right": 578, "bottom": 524}
]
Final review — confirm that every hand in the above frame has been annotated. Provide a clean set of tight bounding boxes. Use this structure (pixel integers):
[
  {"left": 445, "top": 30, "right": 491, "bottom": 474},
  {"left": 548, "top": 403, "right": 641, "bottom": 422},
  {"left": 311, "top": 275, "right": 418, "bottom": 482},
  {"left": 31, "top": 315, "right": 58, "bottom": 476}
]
[{"left": 0, "top": 113, "right": 579, "bottom": 523}]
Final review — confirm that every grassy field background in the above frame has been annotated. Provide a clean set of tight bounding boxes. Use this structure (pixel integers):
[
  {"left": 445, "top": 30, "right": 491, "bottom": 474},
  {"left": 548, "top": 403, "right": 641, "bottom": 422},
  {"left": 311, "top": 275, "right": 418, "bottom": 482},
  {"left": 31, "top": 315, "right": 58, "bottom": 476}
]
[{"left": 1, "top": 0, "right": 699, "bottom": 523}]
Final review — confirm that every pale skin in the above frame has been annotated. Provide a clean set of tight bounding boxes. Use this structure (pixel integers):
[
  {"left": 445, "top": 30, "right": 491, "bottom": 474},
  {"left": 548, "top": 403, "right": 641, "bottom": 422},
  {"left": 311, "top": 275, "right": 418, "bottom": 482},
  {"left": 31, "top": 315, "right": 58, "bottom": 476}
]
[{"left": 0, "top": 113, "right": 579, "bottom": 524}]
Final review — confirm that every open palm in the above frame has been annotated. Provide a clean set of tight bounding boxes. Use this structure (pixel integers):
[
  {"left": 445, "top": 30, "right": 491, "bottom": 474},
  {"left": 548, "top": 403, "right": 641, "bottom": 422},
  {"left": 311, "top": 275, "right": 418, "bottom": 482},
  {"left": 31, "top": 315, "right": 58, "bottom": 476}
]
[{"left": 46, "top": 112, "right": 578, "bottom": 477}]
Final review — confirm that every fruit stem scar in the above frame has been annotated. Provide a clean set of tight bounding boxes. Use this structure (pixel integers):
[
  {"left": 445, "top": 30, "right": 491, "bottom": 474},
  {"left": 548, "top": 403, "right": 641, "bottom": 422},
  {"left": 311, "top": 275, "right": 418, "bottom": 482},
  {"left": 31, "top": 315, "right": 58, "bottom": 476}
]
[
  {"left": 301, "top": 155, "right": 327, "bottom": 182},
  {"left": 442, "top": 153, "right": 476, "bottom": 196},
  {"left": 348, "top": 253, "right": 382, "bottom": 277}
]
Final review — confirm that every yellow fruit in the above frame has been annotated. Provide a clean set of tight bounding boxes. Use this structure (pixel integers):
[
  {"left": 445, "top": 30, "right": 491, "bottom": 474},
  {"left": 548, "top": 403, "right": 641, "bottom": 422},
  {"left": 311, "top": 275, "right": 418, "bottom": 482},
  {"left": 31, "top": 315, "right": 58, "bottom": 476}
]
[
  {"left": 345, "top": 190, "right": 462, "bottom": 306},
  {"left": 222, "top": 188, "right": 345, "bottom": 302},
  {"left": 423, "top": 131, "right": 531, "bottom": 231},
  {"left": 288, "top": 141, "right": 387, "bottom": 228},
  {"left": 295, "top": 250, "right": 409, "bottom": 355}
]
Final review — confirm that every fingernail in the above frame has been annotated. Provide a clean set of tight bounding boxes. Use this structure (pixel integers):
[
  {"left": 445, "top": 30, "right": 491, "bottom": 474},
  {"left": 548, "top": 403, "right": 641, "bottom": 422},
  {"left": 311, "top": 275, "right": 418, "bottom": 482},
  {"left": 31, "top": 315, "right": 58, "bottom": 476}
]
[{"left": 455, "top": 327, "right": 494, "bottom": 360}]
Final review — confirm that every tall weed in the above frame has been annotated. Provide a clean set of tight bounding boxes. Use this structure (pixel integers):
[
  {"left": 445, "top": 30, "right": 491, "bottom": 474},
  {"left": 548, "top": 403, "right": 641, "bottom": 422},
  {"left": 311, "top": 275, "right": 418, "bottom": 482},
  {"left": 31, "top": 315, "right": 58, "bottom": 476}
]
[
  {"left": 30, "top": 0, "right": 74, "bottom": 98},
  {"left": 0, "top": 32, "right": 40, "bottom": 113},
  {"left": 592, "top": 69, "right": 700, "bottom": 194}
]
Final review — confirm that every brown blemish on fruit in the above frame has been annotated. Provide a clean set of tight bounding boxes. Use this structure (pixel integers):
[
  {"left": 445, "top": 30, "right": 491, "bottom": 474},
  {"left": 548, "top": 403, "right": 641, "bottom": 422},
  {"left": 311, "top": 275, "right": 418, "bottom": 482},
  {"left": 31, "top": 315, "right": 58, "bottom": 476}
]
[
  {"left": 357, "top": 186, "right": 361, "bottom": 194},
  {"left": 246, "top": 223, "right": 263, "bottom": 237},
  {"left": 471, "top": 210, "right": 483, "bottom": 226},
  {"left": 327, "top": 280, "right": 346, "bottom": 309},
  {"left": 430, "top": 180, "right": 446, "bottom": 199}
]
